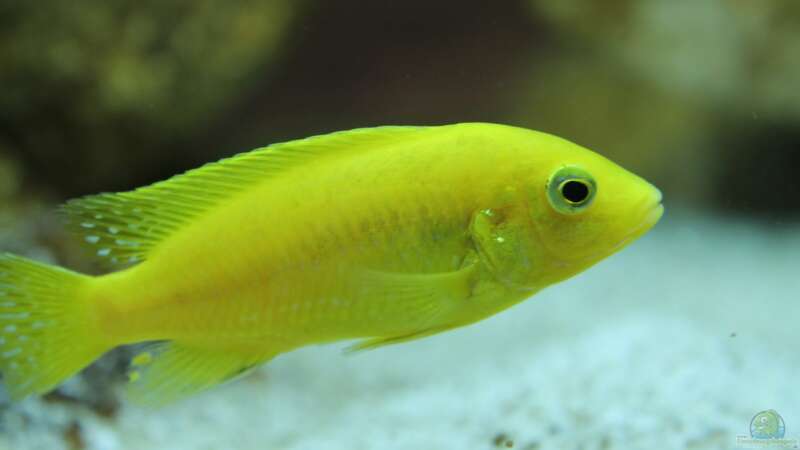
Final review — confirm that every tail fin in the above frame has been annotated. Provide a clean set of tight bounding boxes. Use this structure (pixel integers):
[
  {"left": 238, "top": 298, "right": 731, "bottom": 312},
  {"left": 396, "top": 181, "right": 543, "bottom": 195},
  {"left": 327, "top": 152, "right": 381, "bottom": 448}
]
[{"left": 0, "top": 253, "right": 109, "bottom": 399}]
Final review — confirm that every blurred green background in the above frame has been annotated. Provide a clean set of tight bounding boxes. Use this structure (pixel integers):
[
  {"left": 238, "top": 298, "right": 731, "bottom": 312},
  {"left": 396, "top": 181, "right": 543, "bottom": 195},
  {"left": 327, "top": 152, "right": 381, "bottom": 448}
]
[{"left": 2, "top": 0, "right": 799, "bottom": 229}]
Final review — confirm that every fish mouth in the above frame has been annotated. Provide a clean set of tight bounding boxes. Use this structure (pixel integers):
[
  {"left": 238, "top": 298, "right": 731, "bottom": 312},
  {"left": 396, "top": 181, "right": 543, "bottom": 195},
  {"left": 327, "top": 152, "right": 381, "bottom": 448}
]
[
  {"left": 646, "top": 202, "right": 664, "bottom": 227},
  {"left": 548, "top": 200, "right": 663, "bottom": 269},
  {"left": 544, "top": 188, "right": 664, "bottom": 269},
  {"left": 644, "top": 188, "right": 664, "bottom": 229},
  {"left": 612, "top": 193, "right": 664, "bottom": 251},
  {"left": 580, "top": 191, "right": 664, "bottom": 261}
]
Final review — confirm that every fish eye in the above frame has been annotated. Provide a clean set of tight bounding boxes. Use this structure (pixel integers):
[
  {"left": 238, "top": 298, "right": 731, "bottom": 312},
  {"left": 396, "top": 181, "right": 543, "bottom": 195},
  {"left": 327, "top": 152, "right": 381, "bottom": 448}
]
[
  {"left": 559, "top": 180, "right": 591, "bottom": 205},
  {"left": 546, "top": 166, "right": 597, "bottom": 214}
]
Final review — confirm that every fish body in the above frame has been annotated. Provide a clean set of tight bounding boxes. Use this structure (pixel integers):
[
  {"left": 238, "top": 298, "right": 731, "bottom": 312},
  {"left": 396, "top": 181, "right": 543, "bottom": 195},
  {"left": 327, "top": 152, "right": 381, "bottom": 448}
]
[{"left": 0, "top": 123, "right": 663, "bottom": 403}]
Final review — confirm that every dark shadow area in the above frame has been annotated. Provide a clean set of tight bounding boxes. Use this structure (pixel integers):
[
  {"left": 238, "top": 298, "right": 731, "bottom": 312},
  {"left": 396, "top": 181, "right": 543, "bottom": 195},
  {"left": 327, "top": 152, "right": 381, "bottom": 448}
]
[{"left": 714, "top": 119, "right": 800, "bottom": 221}]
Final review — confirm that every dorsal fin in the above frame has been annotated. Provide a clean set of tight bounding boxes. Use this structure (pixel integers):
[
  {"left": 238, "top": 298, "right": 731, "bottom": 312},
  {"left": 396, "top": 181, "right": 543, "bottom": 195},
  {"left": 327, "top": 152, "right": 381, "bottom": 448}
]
[{"left": 61, "top": 126, "right": 429, "bottom": 268}]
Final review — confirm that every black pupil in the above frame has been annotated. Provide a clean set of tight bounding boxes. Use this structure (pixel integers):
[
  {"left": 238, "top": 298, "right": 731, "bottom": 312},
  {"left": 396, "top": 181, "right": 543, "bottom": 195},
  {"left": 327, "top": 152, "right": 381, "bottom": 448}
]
[{"left": 562, "top": 180, "right": 589, "bottom": 204}]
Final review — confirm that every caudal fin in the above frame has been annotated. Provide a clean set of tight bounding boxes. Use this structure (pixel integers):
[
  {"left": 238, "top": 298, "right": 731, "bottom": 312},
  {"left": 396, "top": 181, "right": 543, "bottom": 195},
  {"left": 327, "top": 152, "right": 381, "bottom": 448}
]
[{"left": 0, "top": 253, "right": 109, "bottom": 399}]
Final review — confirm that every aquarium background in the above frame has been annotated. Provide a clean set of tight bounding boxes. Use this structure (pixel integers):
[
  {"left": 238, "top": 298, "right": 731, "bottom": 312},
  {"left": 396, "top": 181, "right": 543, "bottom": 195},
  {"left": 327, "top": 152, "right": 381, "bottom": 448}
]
[{"left": 1, "top": 1, "right": 799, "bottom": 449}]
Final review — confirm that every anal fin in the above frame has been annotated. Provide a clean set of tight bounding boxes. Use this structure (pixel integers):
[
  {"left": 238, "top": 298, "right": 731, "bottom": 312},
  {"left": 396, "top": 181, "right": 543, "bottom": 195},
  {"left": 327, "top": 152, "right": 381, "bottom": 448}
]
[{"left": 126, "top": 341, "right": 275, "bottom": 406}]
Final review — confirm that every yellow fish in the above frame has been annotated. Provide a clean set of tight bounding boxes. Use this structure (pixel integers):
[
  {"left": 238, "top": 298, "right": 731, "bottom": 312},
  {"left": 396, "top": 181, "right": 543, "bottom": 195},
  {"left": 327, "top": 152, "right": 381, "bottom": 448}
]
[{"left": 0, "top": 123, "right": 663, "bottom": 404}]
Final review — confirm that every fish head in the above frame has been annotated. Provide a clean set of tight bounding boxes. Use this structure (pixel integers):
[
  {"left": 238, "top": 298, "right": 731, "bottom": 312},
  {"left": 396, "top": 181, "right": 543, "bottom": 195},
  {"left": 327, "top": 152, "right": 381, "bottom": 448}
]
[{"left": 524, "top": 140, "right": 663, "bottom": 284}]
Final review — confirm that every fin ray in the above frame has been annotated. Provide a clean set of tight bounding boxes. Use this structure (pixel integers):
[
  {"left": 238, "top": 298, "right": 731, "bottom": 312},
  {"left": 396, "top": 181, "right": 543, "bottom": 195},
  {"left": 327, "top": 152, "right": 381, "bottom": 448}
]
[
  {"left": 126, "top": 341, "right": 276, "bottom": 406},
  {"left": 0, "top": 254, "right": 110, "bottom": 399},
  {"left": 345, "top": 262, "right": 478, "bottom": 352},
  {"left": 62, "top": 126, "right": 429, "bottom": 268},
  {"left": 345, "top": 324, "right": 465, "bottom": 352}
]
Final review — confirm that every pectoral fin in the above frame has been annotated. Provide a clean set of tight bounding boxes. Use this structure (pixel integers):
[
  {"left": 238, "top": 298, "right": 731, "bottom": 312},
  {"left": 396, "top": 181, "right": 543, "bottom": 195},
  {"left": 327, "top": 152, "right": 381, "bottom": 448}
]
[
  {"left": 345, "top": 261, "right": 478, "bottom": 352},
  {"left": 345, "top": 325, "right": 460, "bottom": 352},
  {"left": 357, "top": 262, "right": 477, "bottom": 305}
]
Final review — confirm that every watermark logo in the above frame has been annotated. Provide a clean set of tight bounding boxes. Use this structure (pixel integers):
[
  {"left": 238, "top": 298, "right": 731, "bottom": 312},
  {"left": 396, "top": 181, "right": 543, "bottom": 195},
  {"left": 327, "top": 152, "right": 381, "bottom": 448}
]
[
  {"left": 737, "top": 410, "right": 798, "bottom": 448},
  {"left": 752, "top": 410, "right": 786, "bottom": 440}
]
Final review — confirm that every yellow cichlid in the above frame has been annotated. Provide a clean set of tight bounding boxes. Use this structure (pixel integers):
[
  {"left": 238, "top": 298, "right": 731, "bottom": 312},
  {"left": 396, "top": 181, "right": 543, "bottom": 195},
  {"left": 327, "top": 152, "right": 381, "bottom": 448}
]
[{"left": 0, "top": 123, "right": 663, "bottom": 404}]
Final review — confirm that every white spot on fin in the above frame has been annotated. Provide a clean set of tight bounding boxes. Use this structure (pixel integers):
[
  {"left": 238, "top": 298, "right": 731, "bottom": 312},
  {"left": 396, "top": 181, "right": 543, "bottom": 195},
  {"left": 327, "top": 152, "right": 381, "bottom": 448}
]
[
  {"left": 3, "top": 348, "right": 22, "bottom": 359},
  {"left": 116, "top": 239, "right": 140, "bottom": 247},
  {"left": 0, "top": 312, "right": 29, "bottom": 320},
  {"left": 85, "top": 236, "right": 100, "bottom": 244}
]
